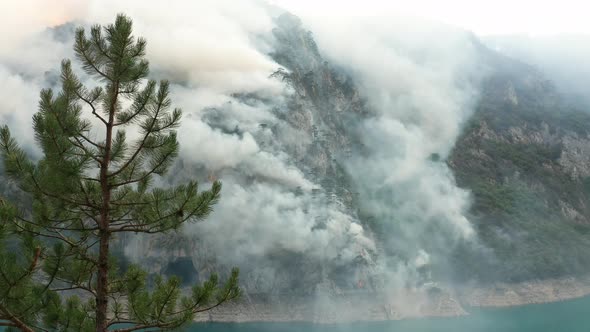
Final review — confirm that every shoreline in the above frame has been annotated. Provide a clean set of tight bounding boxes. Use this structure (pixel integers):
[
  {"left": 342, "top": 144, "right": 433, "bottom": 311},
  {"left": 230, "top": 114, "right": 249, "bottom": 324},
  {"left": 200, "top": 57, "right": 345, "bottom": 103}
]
[
  {"left": 194, "top": 275, "right": 590, "bottom": 324},
  {"left": 458, "top": 275, "right": 590, "bottom": 308}
]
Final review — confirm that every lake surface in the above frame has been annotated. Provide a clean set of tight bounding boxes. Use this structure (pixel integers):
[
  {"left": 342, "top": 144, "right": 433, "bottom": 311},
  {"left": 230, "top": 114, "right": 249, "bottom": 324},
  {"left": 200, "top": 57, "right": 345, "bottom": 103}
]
[
  {"left": 190, "top": 295, "right": 590, "bottom": 332},
  {"left": 1, "top": 296, "right": 588, "bottom": 331}
]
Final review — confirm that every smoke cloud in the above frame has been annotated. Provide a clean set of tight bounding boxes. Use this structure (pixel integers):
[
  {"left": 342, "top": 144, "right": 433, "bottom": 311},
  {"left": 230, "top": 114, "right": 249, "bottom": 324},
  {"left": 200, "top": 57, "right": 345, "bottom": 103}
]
[
  {"left": 299, "top": 16, "right": 486, "bottom": 286},
  {"left": 1, "top": 0, "right": 488, "bottom": 303}
]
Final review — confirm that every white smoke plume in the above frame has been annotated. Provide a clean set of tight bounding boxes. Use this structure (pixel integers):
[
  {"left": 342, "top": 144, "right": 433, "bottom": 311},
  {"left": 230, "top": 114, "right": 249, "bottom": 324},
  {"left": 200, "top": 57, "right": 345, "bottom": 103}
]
[
  {"left": 0, "top": 0, "right": 487, "bottom": 298},
  {"left": 0, "top": 0, "right": 376, "bottom": 275},
  {"left": 297, "top": 15, "right": 486, "bottom": 284}
]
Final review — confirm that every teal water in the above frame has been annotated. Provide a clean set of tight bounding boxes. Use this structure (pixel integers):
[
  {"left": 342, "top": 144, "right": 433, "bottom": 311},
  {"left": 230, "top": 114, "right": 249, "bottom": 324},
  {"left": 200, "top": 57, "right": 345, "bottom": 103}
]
[
  {"left": 190, "top": 296, "right": 590, "bottom": 332},
  {"left": 1, "top": 296, "right": 588, "bottom": 331}
]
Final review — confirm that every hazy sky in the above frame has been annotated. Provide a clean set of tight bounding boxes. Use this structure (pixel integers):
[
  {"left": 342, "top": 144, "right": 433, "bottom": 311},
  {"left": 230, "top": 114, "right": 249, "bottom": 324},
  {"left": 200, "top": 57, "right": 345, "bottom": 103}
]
[
  {"left": 2, "top": 0, "right": 590, "bottom": 40},
  {"left": 272, "top": 0, "right": 590, "bottom": 35}
]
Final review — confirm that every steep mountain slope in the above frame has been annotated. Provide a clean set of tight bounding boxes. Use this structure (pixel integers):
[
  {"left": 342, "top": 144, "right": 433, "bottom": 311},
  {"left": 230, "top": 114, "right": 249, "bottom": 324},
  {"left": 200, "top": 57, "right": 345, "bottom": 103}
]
[
  {"left": 258, "top": 14, "right": 590, "bottom": 288},
  {"left": 175, "top": 14, "right": 590, "bottom": 292},
  {"left": 128, "top": 13, "right": 380, "bottom": 297},
  {"left": 449, "top": 44, "right": 590, "bottom": 282}
]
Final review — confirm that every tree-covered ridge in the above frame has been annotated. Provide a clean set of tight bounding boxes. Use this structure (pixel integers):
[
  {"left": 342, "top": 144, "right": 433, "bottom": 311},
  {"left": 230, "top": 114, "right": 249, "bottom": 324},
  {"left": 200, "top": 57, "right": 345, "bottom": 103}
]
[
  {"left": 0, "top": 14, "right": 239, "bottom": 331},
  {"left": 449, "top": 51, "right": 590, "bottom": 283}
]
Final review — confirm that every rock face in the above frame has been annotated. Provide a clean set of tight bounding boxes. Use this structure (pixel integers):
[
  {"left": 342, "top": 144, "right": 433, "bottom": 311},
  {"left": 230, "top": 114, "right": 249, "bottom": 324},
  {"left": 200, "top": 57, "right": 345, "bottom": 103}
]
[{"left": 269, "top": 14, "right": 365, "bottom": 198}]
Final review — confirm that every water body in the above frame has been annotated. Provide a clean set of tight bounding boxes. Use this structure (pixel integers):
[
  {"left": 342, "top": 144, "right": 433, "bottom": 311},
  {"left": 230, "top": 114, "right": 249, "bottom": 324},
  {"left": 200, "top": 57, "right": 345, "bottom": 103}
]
[
  {"left": 191, "top": 296, "right": 590, "bottom": 332},
  {"left": 1, "top": 296, "right": 588, "bottom": 331}
]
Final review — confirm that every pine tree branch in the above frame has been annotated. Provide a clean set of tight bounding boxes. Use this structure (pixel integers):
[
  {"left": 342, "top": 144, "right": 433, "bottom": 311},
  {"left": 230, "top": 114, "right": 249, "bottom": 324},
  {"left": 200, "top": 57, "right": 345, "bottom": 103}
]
[
  {"left": 90, "top": 27, "right": 114, "bottom": 62},
  {"left": 12, "top": 218, "right": 80, "bottom": 242},
  {"left": 55, "top": 230, "right": 86, "bottom": 248},
  {"left": 77, "top": 47, "right": 112, "bottom": 82},
  {"left": 0, "top": 243, "right": 49, "bottom": 298},
  {"left": 50, "top": 285, "right": 95, "bottom": 294},
  {"left": 68, "top": 138, "right": 102, "bottom": 164},
  {"left": 110, "top": 186, "right": 214, "bottom": 234},
  {"left": 74, "top": 89, "right": 107, "bottom": 126},
  {"left": 155, "top": 283, "right": 178, "bottom": 323},
  {"left": 112, "top": 321, "right": 177, "bottom": 332},
  {"left": 2, "top": 134, "right": 99, "bottom": 219},
  {"left": 110, "top": 191, "right": 192, "bottom": 233},
  {"left": 78, "top": 182, "right": 101, "bottom": 216},
  {"left": 109, "top": 209, "right": 133, "bottom": 225},
  {"left": 16, "top": 215, "right": 100, "bottom": 233},
  {"left": 109, "top": 197, "right": 166, "bottom": 207},
  {"left": 113, "top": 108, "right": 145, "bottom": 127},
  {"left": 29, "top": 173, "right": 97, "bottom": 209},
  {"left": 77, "top": 131, "right": 104, "bottom": 151},
  {"left": 39, "top": 238, "right": 97, "bottom": 297},
  {"left": 110, "top": 149, "right": 175, "bottom": 188},
  {"left": 108, "top": 88, "right": 167, "bottom": 179},
  {"left": 0, "top": 269, "right": 15, "bottom": 296},
  {"left": 113, "top": 92, "right": 150, "bottom": 127},
  {"left": 0, "top": 302, "right": 34, "bottom": 332},
  {"left": 78, "top": 209, "right": 101, "bottom": 228},
  {"left": 53, "top": 275, "right": 96, "bottom": 296},
  {"left": 108, "top": 283, "right": 241, "bottom": 332},
  {"left": 82, "top": 176, "right": 101, "bottom": 183},
  {"left": 110, "top": 224, "right": 173, "bottom": 234},
  {"left": 41, "top": 248, "right": 63, "bottom": 293},
  {"left": 109, "top": 191, "right": 179, "bottom": 207},
  {"left": 173, "top": 282, "right": 240, "bottom": 316},
  {"left": 37, "top": 240, "right": 98, "bottom": 297},
  {"left": 45, "top": 100, "right": 102, "bottom": 165}
]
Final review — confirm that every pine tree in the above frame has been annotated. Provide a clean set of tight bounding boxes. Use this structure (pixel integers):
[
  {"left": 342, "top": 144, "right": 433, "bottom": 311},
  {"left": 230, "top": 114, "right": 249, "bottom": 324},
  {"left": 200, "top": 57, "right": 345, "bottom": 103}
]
[{"left": 0, "top": 14, "right": 240, "bottom": 331}]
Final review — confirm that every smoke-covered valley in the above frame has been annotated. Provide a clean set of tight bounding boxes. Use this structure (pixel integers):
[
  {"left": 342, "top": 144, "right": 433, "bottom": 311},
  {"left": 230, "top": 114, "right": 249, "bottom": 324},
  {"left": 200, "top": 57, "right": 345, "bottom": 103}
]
[{"left": 3, "top": 0, "right": 590, "bottom": 321}]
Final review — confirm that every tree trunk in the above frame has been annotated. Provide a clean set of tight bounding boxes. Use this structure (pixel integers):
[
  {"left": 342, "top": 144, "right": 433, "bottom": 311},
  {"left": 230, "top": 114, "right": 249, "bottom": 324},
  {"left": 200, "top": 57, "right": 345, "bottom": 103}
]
[
  {"left": 96, "top": 144, "right": 112, "bottom": 331},
  {"left": 96, "top": 84, "right": 117, "bottom": 332},
  {"left": 95, "top": 229, "right": 110, "bottom": 332}
]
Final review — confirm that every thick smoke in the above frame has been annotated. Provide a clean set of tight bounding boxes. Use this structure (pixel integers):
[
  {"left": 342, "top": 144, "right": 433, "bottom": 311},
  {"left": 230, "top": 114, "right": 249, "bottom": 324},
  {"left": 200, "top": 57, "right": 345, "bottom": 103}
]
[
  {"left": 1, "top": 1, "right": 486, "bottom": 303},
  {"left": 0, "top": 0, "right": 376, "bottom": 279},
  {"left": 300, "top": 16, "right": 485, "bottom": 285}
]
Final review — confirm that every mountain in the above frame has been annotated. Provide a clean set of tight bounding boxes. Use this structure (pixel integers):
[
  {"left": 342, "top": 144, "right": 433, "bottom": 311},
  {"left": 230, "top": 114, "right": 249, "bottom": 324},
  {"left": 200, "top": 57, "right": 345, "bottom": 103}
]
[
  {"left": 2, "top": 12, "right": 590, "bottom": 319},
  {"left": 127, "top": 13, "right": 590, "bottom": 296},
  {"left": 139, "top": 13, "right": 378, "bottom": 296}
]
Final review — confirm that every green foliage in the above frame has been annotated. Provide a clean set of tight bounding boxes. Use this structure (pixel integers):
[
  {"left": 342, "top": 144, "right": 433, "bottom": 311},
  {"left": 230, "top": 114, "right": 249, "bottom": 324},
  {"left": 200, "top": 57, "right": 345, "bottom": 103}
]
[
  {"left": 0, "top": 14, "right": 239, "bottom": 331},
  {"left": 447, "top": 69, "right": 590, "bottom": 283},
  {"left": 451, "top": 137, "right": 590, "bottom": 282},
  {"left": 481, "top": 141, "right": 561, "bottom": 175}
]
